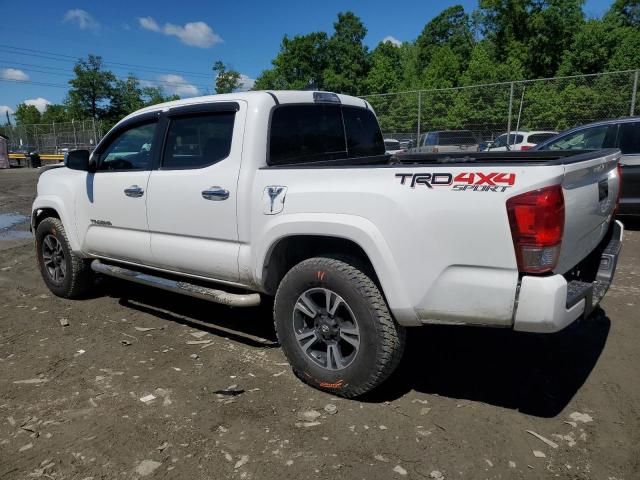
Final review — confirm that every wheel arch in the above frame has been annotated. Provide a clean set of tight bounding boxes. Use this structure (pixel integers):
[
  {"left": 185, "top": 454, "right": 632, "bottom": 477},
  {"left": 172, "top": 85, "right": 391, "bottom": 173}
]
[
  {"left": 255, "top": 214, "right": 418, "bottom": 325},
  {"left": 31, "top": 196, "right": 81, "bottom": 252}
]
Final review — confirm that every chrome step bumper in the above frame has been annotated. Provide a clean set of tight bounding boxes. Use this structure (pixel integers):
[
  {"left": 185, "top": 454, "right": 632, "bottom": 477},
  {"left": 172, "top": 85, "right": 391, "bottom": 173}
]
[{"left": 91, "top": 260, "right": 261, "bottom": 308}]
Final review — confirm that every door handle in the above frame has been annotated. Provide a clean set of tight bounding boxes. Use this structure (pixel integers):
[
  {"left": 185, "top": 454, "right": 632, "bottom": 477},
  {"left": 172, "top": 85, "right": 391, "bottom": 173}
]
[
  {"left": 202, "top": 187, "right": 229, "bottom": 201},
  {"left": 124, "top": 185, "right": 144, "bottom": 198}
]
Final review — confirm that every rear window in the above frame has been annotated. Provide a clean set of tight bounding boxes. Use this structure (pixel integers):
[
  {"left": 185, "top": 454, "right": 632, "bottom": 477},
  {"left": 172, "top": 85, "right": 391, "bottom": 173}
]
[
  {"left": 384, "top": 139, "right": 401, "bottom": 150},
  {"left": 437, "top": 131, "right": 477, "bottom": 145},
  {"left": 268, "top": 104, "right": 384, "bottom": 166},
  {"left": 618, "top": 122, "right": 640, "bottom": 154},
  {"left": 528, "top": 133, "right": 556, "bottom": 144}
]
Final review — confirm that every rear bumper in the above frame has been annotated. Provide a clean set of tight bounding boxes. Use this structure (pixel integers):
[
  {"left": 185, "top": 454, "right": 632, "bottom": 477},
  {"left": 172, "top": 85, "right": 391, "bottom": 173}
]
[{"left": 513, "top": 220, "right": 623, "bottom": 333}]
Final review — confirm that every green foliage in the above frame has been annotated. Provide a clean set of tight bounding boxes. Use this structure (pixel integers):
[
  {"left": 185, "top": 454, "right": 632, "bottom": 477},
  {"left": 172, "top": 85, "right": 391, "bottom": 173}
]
[
  {"left": 322, "top": 12, "right": 370, "bottom": 95},
  {"left": 14, "top": 104, "right": 41, "bottom": 125},
  {"left": 213, "top": 61, "right": 242, "bottom": 94},
  {"left": 416, "top": 5, "right": 473, "bottom": 71},
  {"left": 66, "top": 55, "right": 116, "bottom": 119},
  {"left": 40, "top": 104, "right": 70, "bottom": 124}
]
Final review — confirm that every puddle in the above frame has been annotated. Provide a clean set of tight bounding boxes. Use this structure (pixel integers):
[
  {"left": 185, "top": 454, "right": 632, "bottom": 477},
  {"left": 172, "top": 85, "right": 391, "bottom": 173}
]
[
  {"left": 0, "top": 213, "right": 28, "bottom": 230},
  {"left": 0, "top": 213, "right": 31, "bottom": 242},
  {"left": 0, "top": 230, "right": 32, "bottom": 240}
]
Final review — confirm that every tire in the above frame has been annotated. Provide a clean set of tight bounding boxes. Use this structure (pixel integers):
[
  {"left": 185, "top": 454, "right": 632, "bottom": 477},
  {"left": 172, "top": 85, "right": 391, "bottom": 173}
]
[
  {"left": 274, "top": 256, "right": 406, "bottom": 398},
  {"left": 35, "top": 217, "right": 94, "bottom": 298}
]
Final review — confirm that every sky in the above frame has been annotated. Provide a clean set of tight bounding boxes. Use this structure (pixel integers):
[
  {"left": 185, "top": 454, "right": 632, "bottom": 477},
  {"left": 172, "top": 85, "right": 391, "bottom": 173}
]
[{"left": 0, "top": 0, "right": 614, "bottom": 121}]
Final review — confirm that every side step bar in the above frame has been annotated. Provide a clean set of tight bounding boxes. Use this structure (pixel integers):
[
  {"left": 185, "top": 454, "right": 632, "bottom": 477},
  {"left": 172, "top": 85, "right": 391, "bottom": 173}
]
[{"left": 91, "top": 260, "right": 261, "bottom": 308}]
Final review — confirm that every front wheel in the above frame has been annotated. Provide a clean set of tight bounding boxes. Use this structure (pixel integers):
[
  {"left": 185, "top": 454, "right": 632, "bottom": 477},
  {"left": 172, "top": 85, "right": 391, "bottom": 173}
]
[
  {"left": 35, "top": 217, "right": 94, "bottom": 298},
  {"left": 274, "top": 257, "right": 405, "bottom": 398}
]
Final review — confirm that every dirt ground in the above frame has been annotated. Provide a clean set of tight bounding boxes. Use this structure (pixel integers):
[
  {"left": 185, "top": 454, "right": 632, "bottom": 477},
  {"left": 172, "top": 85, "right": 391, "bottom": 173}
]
[{"left": 0, "top": 168, "right": 639, "bottom": 480}]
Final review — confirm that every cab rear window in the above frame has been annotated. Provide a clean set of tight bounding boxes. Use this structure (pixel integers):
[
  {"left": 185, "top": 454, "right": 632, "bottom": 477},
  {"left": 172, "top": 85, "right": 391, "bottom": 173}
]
[{"left": 268, "top": 104, "right": 384, "bottom": 166}]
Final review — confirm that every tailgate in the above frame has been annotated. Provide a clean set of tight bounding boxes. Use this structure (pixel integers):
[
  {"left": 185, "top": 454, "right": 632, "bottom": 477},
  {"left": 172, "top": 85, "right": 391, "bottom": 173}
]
[{"left": 555, "top": 149, "right": 621, "bottom": 273}]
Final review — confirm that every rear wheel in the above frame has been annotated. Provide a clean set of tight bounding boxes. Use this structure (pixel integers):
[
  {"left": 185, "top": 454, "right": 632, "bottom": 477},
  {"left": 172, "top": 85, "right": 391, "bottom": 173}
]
[
  {"left": 35, "top": 217, "right": 93, "bottom": 298},
  {"left": 274, "top": 256, "right": 405, "bottom": 398}
]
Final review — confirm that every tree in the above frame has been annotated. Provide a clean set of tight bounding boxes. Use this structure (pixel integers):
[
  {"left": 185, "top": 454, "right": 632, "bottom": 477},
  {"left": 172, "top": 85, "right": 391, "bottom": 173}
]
[
  {"left": 604, "top": 0, "right": 640, "bottom": 26},
  {"left": 364, "top": 41, "right": 402, "bottom": 94},
  {"left": 416, "top": 5, "right": 473, "bottom": 72},
  {"left": 107, "top": 75, "right": 144, "bottom": 122},
  {"left": 40, "top": 104, "right": 70, "bottom": 124},
  {"left": 323, "top": 12, "right": 369, "bottom": 95},
  {"left": 142, "top": 86, "right": 179, "bottom": 106},
  {"left": 66, "top": 55, "right": 116, "bottom": 119},
  {"left": 14, "top": 104, "right": 41, "bottom": 125},
  {"left": 213, "top": 61, "right": 241, "bottom": 94},
  {"left": 254, "top": 32, "right": 328, "bottom": 90}
]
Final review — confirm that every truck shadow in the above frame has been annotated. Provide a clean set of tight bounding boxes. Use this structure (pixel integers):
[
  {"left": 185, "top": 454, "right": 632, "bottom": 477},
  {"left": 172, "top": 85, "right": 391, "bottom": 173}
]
[
  {"left": 617, "top": 215, "right": 640, "bottom": 231},
  {"left": 101, "top": 278, "right": 279, "bottom": 349},
  {"left": 367, "top": 308, "right": 611, "bottom": 418},
  {"left": 101, "top": 277, "right": 610, "bottom": 418}
]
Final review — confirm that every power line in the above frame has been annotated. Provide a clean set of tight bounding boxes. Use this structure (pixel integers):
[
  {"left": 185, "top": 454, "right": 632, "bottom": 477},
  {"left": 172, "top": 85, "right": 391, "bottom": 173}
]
[
  {"left": 0, "top": 62, "right": 212, "bottom": 90},
  {"left": 0, "top": 44, "right": 214, "bottom": 79},
  {"left": 0, "top": 78, "right": 68, "bottom": 89}
]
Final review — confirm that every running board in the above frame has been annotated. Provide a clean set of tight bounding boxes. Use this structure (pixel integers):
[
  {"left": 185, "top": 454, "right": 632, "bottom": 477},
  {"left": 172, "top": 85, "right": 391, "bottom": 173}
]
[{"left": 90, "top": 260, "right": 261, "bottom": 307}]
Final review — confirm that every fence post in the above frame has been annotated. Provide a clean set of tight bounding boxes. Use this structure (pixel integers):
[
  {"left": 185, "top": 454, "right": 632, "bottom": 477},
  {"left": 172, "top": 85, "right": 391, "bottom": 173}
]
[
  {"left": 417, "top": 91, "right": 422, "bottom": 144},
  {"left": 92, "top": 117, "right": 97, "bottom": 146},
  {"left": 631, "top": 70, "right": 639, "bottom": 117},
  {"left": 52, "top": 122, "right": 57, "bottom": 154},
  {"left": 506, "top": 82, "right": 514, "bottom": 147},
  {"left": 72, "top": 119, "right": 77, "bottom": 149}
]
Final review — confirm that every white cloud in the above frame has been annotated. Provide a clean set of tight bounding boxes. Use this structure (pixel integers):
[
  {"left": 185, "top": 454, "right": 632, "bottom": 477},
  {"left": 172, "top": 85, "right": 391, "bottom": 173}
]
[
  {"left": 157, "top": 74, "right": 199, "bottom": 97},
  {"left": 382, "top": 35, "right": 402, "bottom": 47},
  {"left": 64, "top": 9, "right": 100, "bottom": 31},
  {"left": 237, "top": 74, "right": 255, "bottom": 92},
  {"left": 138, "top": 16, "right": 160, "bottom": 32},
  {"left": 24, "top": 97, "right": 51, "bottom": 113},
  {"left": 138, "top": 17, "right": 222, "bottom": 48},
  {"left": 0, "top": 105, "right": 14, "bottom": 116},
  {"left": 1, "top": 68, "right": 29, "bottom": 81}
]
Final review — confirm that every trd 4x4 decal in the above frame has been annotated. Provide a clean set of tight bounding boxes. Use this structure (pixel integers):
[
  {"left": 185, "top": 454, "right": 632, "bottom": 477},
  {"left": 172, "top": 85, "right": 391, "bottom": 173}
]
[{"left": 396, "top": 172, "right": 516, "bottom": 192}]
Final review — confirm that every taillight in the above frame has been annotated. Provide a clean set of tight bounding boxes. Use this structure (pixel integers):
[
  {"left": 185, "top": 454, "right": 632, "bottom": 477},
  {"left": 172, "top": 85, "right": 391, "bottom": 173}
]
[
  {"left": 506, "top": 185, "right": 565, "bottom": 273},
  {"left": 520, "top": 145, "right": 533, "bottom": 151}
]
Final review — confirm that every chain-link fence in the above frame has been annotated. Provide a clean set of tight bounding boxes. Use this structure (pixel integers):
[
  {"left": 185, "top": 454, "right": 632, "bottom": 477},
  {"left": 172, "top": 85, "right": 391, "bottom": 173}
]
[
  {"left": 363, "top": 69, "right": 640, "bottom": 145},
  {"left": 0, "top": 119, "right": 107, "bottom": 154}
]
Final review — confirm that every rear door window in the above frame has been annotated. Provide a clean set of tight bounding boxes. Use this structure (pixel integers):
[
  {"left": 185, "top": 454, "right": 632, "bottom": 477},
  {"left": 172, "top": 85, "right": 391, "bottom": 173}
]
[
  {"left": 162, "top": 112, "right": 235, "bottom": 169},
  {"left": 618, "top": 122, "right": 640, "bottom": 154}
]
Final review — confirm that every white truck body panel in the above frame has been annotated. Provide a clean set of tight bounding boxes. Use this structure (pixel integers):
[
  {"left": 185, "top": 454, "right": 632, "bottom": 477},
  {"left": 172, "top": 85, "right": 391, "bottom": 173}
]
[{"left": 33, "top": 91, "right": 622, "bottom": 333}]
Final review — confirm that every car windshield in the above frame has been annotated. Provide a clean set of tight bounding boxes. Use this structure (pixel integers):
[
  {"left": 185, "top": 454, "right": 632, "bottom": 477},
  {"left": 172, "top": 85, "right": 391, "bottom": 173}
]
[{"left": 384, "top": 140, "right": 400, "bottom": 150}]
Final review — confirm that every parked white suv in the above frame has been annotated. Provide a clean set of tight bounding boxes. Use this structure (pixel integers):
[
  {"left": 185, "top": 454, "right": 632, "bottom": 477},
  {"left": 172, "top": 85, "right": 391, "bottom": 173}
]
[
  {"left": 32, "top": 91, "right": 623, "bottom": 397},
  {"left": 485, "top": 130, "right": 558, "bottom": 151}
]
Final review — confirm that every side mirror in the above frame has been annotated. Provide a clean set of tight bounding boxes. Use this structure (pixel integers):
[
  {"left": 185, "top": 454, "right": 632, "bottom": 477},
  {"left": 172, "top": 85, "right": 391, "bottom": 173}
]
[{"left": 65, "top": 150, "right": 93, "bottom": 171}]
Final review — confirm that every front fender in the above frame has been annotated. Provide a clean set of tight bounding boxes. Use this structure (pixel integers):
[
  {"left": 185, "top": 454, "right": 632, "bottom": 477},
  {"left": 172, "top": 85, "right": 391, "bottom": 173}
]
[
  {"left": 253, "top": 213, "right": 419, "bottom": 326},
  {"left": 32, "top": 195, "right": 81, "bottom": 252}
]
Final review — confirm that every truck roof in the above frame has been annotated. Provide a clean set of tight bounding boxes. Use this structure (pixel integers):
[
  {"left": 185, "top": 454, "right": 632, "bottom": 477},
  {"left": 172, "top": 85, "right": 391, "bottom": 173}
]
[{"left": 121, "top": 90, "right": 371, "bottom": 123}]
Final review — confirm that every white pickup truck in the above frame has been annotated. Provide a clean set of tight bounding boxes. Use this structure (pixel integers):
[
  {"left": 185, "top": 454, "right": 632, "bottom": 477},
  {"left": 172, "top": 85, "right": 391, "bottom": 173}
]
[{"left": 32, "top": 91, "right": 624, "bottom": 397}]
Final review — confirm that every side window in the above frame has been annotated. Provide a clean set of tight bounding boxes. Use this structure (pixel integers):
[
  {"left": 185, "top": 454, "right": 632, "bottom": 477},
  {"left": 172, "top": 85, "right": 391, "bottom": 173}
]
[
  {"left": 162, "top": 112, "right": 235, "bottom": 169},
  {"left": 426, "top": 133, "right": 436, "bottom": 145},
  {"left": 618, "top": 122, "right": 640, "bottom": 154},
  {"left": 343, "top": 106, "right": 385, "bottom": 157},
  {"left": 269, "top": 105, "right": 346, "bottom": 166},
  {"left": 98, "top": 122, "right": 157, "bottom": 171},
  {"left": 546, "top": 125, "right": 614, "bottom": 150}
]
